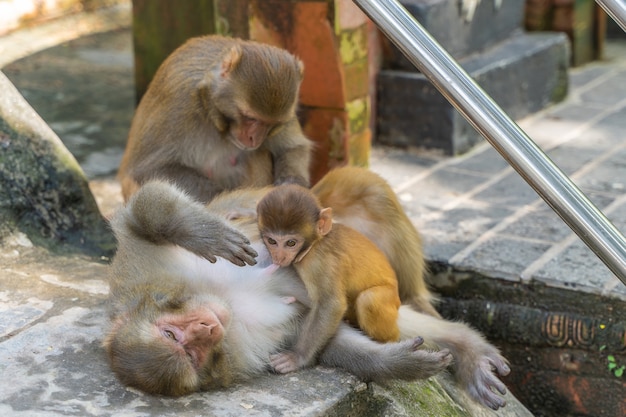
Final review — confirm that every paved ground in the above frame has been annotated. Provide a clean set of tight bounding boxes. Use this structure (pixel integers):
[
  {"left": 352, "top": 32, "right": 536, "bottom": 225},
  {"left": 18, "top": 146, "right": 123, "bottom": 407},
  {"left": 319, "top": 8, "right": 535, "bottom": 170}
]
[
  {"left": 1, "top": 4, "right": 626, "bottom": 416},
  {"left": 371, "top": 45, "right": 626, "bottom": 300}
]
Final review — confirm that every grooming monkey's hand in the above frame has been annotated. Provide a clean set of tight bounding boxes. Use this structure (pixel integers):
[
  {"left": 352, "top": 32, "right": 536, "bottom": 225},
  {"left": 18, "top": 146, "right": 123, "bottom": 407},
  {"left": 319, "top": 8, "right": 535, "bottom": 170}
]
[{"left": 124, "top": 181, "right": 258, "bottom": 267}]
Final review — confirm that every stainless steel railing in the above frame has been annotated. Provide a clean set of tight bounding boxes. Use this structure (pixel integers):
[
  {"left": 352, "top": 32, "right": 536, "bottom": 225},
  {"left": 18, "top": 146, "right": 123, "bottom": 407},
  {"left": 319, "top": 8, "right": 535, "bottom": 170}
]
[
  {"left": 353, "top": 0, "right": 626, "bottom": 285},
  {"left": 597, "top": 0, "right": 626, "bottom": 33}
]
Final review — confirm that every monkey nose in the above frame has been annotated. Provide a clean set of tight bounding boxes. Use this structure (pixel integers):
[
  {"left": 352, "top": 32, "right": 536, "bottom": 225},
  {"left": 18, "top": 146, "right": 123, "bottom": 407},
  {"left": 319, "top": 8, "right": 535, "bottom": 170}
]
[{"left": 200, "top": 322, "right": 218, "bottom": 334}]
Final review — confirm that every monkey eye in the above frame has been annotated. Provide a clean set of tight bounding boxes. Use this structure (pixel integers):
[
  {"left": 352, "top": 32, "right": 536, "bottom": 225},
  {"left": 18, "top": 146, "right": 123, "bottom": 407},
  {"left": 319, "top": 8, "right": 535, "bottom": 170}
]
[
  {"left": 222, "top": 114, "right": 234, "bottom": 126},
  {"left": 286, "top": 239, "right": 297, "bottom": 247},
  {"left": 267, "top": 237, "right": 277, "bottom": 245},
  {"left": 164, "top": 329, "right": 178, "bottom": 342}
]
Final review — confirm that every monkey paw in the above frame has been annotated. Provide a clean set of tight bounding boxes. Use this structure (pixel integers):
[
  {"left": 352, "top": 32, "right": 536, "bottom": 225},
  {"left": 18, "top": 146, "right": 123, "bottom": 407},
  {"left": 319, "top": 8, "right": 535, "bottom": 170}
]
[
  {"left": 465, "top": 348, "right": 510, "bottom": 410},
  {"left": 382, "top": 337, "right": 453, "bottom": 380},
  {"left": 195, "top": 221, "right": 259, "bottom": 266},
  {"left": 269, "top": 351, "right": 303, "bottom": 374}
]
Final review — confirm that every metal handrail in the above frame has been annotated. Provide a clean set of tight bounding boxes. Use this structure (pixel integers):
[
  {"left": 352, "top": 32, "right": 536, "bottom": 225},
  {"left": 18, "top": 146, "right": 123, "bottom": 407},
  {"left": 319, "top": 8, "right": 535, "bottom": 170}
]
[
  {"left": 596, "top": 0, "right": 626, "bottom": 33},
  {"left": 353, "top": 0, "right": 626, "bottom": 285}
]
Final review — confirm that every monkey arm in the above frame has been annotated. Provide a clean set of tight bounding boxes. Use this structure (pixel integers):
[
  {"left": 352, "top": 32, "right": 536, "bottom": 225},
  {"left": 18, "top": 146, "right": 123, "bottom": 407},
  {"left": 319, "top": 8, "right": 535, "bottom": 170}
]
[
  {"left": 117, "top": 180, "right": 258, "bottom": 266},
  {"left": 320, "top": 323, "right": 452, "bottom": 381},
  {"left": 270, "top": 296, "right": 346, "bottom": 374},
  {"left": 266, "top": 119, "right": 312, "bottom": 187}
]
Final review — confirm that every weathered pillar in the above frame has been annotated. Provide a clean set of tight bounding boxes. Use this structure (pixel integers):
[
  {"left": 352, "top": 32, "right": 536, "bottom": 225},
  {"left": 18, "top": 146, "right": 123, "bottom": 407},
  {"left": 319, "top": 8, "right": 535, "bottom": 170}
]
[
  {"left": 131, "top": 0, "right": 216, "bottom": 101},
  {"left": 525, "top": 0, "right": 607, "bottom": 66},
  {"left": 247, "top": 0, "right": 372, "bottom": 182}
]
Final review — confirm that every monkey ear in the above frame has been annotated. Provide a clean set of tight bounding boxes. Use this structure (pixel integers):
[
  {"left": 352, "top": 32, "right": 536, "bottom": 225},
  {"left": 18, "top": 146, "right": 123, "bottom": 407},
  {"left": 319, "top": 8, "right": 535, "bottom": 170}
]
[
  {"left": 317, "top": 207, "right": 333, "bottom": 236},
  {"left": 296, "top": 58, "right": 305, "bottom": 79},
  {"left": 221, "top": 45, "right": 243, "bottom": 77}
]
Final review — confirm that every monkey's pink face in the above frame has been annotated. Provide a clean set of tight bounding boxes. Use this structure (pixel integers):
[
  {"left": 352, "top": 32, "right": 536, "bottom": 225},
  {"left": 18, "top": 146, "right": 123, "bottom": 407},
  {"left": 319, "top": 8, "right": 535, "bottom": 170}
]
[
  {"left": 156, "top": 305, "right": 228, "bottom": 370},
  {"left": 262, "top": 233, "right": 304, "bottom": 267},
  {"left": 230, "top": 116, "right": 275, "bottom": 151}
]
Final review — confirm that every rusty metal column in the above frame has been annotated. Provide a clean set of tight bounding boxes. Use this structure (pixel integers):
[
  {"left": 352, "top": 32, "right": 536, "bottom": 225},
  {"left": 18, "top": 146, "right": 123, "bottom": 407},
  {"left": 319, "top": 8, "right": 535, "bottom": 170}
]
[
  {"left": 596, "top": 0, "right": 626, "bottom": 33},
  {"left": 353, "top": 0, "right": 626, "bottom": 284}
]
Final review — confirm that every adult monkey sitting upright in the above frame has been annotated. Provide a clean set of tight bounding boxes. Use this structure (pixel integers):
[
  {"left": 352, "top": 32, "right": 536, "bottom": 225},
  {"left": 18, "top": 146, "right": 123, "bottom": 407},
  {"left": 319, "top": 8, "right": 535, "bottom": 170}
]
[{"left": 118, "top": 35, "right": 312, "bottom": 203}]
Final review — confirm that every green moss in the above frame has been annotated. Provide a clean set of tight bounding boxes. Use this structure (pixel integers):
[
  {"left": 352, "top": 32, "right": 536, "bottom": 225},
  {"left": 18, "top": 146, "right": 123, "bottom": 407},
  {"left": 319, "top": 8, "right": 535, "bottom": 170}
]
[
  {"left": 374, "top": 379, "right": 471, "bottom": 416},
  {"left": 346, "top": 97, "right": 368, "bottom": 135},
  {"left": 339, "top": 26, "right": 368, "bottom": 66}
]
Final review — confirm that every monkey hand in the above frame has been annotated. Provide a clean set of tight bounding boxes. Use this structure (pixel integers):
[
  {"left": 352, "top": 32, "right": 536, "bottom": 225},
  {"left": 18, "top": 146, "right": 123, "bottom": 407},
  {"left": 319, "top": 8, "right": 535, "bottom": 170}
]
[
  {"left": 273, "top": 174, "right": 309, "bottom": 188},
  {"left": 269, "top": 350, "right": 305, "bottom": 374},
  {"left": 122, "top": 181, "right": 258, "bottom": 266},
  {"left": 460, "top": 344, "right": 510, "bottom": 410},
  {"left": 195, "top": 221, "right": 259, "bottom": 266}
]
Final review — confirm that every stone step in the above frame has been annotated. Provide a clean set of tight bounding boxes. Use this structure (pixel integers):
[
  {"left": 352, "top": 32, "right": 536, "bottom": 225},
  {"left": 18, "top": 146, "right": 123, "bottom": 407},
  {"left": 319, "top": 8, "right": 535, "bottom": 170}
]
[
  {"left": 384, "top": 0, "right": 526, "bottom": 71},
  {"left": 431, "top": 264, "right": 626, "bottom": 417},
  {"left": 376, "top": 31, "right": 569, "bottom": 155}
]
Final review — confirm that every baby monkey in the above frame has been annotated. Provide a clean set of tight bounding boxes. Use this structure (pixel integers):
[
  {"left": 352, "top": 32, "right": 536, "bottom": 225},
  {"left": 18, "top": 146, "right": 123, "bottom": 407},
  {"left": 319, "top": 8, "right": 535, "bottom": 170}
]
[{"left": 257, "top": 184, "right": 402, "bottom": 374}]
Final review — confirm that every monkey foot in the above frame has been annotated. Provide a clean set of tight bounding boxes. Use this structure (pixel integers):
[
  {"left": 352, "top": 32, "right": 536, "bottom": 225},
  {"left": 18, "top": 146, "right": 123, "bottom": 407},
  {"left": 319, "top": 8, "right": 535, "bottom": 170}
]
[
  {"left": 466, "top": 350, "right": 511, "bottom": 410},
  {"left": 381, "top": 338, "right": 453, "bottom": 380},
  {"left": 269, "top": 351, "right": 303, "bottom": 374},
  {"left": 409, "top": 336, "right": 424, "bottom": 350}
]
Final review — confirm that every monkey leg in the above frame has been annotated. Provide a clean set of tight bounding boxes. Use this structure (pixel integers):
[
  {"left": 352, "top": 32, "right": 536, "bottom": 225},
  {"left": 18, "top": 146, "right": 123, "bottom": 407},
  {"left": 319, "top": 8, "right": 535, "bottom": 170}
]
[
  {"left": 354, "top": 286, "right": 401, "bottom": 343},
  {"left": 397, "top": 305, "right": 510, "bottom": 410},
  {"left": 320, "top": 323, "right": 452, "bottom": 381}
]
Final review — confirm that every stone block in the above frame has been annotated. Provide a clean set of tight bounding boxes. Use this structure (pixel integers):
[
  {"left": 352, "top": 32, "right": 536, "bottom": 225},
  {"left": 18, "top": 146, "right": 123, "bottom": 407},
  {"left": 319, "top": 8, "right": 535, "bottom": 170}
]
[
  {"left": 383, "top": 0, "right": 525, "bottom": 70},
  {"left": 453, "top": 236, "right": 552, "bottom": 280},
  {"left": 433, "top": 273, "right": 626, "bottom": 417},
  {"left": 0, "top": 71, "right": 114, "bottom": 256},
  {"left": 376, "top": 32, "right": 569, "bottom": 154}
]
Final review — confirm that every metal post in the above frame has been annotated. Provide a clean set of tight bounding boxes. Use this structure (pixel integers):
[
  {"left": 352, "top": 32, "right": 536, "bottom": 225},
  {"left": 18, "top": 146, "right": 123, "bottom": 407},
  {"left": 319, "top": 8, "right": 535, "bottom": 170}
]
[
  {"left": 353, "top": 0, "right": 626, "bottom": 284},
  {"left": 596, "top": 0, "right": 626, "bottom": 33}
]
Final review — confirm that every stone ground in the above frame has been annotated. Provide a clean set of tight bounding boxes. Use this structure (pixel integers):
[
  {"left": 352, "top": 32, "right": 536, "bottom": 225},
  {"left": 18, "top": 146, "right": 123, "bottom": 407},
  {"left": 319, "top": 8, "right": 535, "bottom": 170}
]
[{"left": 1, "top": 3, "right": 626, "bottom": 416}]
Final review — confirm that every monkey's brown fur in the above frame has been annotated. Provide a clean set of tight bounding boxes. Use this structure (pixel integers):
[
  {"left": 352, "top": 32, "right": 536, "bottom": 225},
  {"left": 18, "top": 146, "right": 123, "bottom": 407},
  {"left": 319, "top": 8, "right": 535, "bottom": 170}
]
[
  {"left": 105, "top": 180, "right": 452, "bottom": 398},
  {"left": 105, "top": 167, "right": 510, "bottom": 410},
  {"left": 313, "top": 166, "right": 441, "bottom": 318},
  {"left": 257, "top": 184, "right": 402, "bottom": 373},
  {"left": 118, "top": 35, "right": 311, "bottom": 203}
]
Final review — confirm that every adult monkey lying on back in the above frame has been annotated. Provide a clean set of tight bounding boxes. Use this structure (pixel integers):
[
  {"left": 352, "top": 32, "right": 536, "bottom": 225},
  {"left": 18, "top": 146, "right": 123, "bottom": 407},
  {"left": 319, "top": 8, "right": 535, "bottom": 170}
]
[
  {"left": 117, "top": 35, "right": 312, "bottom": 203},
  {"left": 105, "top": 167, "right": 510, "bottom": 410}
]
